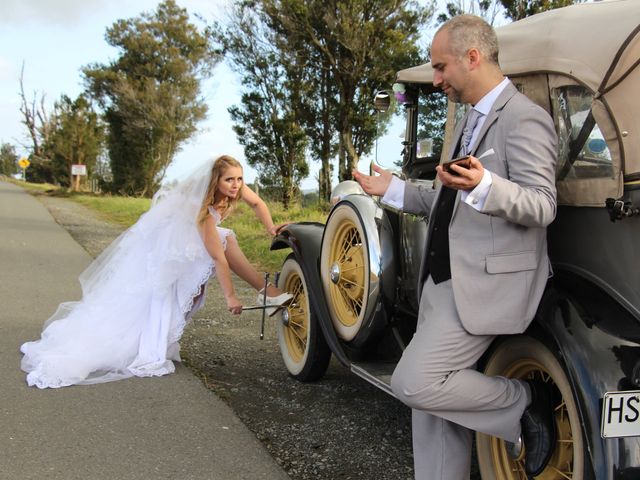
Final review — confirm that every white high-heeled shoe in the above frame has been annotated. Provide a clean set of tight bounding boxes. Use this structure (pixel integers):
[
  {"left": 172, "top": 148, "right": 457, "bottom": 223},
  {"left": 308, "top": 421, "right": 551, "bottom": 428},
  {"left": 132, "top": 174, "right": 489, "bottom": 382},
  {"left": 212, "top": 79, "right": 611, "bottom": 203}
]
[{"left": 257, "top": 289, "right": 294, "bottom": 317}]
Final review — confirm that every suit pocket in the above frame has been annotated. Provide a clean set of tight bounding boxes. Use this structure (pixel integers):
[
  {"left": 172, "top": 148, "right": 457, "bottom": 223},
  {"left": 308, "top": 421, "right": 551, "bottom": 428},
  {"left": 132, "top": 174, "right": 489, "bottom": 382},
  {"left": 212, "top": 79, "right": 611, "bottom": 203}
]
[{"left": 485, "top": 251, "right": 537, "bottom": 274}]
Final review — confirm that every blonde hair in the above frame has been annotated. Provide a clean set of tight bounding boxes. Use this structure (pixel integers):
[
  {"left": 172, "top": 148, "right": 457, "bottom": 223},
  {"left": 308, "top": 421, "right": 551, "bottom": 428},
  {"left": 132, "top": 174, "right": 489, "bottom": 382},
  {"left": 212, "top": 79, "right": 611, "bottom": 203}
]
[{"left": 197, "top": 155, "right": 244, "bottom": 225}]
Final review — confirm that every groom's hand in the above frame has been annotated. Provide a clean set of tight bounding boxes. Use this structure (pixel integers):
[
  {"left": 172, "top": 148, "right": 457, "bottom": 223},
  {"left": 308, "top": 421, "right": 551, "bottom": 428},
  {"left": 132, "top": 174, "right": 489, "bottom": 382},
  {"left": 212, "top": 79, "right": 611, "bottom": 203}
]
[
  {"left": 437, "top": 155, "right": 484, "bottom": 191},
  {"left": 352, "top": 164, "right": 393, "bottom": 196}
]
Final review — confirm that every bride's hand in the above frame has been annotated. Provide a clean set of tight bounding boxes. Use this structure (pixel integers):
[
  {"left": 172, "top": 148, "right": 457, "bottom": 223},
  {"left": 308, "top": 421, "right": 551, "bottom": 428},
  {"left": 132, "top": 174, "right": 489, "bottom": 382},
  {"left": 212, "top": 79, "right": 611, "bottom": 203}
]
[
  {"left": 268, "top": 223, "right": 290, "bottom": 236},
  {"left": 226, "top": 295, "right": 243, "bottom": 315}
]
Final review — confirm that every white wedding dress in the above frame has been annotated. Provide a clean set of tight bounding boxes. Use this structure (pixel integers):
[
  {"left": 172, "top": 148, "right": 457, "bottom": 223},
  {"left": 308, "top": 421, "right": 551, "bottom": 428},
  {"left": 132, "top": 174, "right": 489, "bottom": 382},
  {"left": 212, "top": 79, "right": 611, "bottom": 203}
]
[{"left": 21, "top": 160, "right": 233, "bottom": 388}]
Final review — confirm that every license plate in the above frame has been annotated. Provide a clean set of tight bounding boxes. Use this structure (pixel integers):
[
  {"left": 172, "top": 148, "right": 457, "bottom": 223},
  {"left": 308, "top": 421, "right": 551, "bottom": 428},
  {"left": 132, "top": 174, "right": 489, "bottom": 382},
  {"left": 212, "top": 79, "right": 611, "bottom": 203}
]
[{"left": 601, "top": 390, "right": 640, "bottom": 438}]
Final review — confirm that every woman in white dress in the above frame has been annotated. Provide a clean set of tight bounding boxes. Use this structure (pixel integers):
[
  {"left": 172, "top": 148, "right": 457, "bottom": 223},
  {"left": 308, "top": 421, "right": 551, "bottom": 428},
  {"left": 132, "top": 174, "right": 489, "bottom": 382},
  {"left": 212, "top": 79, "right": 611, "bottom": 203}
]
[{"left": 21, "top": 155, "right": 292, "bottom": 388}]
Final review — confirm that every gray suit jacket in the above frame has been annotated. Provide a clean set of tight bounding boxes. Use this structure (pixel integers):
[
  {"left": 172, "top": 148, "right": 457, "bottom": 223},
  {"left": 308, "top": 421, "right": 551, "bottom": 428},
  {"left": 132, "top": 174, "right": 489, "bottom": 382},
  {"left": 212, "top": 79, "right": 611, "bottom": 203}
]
[{"left": 404, "top": 81, "right": 557, "bottom": 335}]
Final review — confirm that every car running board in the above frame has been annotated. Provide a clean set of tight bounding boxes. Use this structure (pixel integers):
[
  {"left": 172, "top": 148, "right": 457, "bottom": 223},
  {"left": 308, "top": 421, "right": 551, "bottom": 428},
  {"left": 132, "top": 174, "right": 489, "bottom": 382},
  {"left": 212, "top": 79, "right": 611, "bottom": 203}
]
[{"left": 350, "top": 362, "right": 398, "bottom": 399}]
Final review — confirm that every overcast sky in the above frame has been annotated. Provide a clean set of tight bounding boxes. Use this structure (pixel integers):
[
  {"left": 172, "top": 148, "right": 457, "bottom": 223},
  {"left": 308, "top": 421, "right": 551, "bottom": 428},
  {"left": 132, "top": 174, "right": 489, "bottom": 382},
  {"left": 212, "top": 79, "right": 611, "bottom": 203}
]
[{"left": 0, "top": 0, "right": 439, "bottom": 189}]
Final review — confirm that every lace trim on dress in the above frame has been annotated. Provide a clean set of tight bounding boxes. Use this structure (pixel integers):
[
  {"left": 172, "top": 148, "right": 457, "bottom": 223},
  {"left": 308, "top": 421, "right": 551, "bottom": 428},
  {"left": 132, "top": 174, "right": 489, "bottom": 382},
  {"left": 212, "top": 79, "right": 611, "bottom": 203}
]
[
  {"left": 180, "top": 262, "right": 215, "bottom": 316},
  {"left": 26, "top": 368, "right": 73, "bottom": 389},
  {"left": 170, "top": 206, "right": 233, "bottom": 344},
  {"left": 170, "top": 260, "right": 215, "bottom": 345}
]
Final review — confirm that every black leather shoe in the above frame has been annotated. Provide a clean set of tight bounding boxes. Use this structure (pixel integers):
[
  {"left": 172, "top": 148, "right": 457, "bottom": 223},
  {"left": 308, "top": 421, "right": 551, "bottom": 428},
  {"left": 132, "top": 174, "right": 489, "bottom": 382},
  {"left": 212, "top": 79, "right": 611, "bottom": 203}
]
[{"left": 521, "top": 379, "right": 557, "bottom": 477}]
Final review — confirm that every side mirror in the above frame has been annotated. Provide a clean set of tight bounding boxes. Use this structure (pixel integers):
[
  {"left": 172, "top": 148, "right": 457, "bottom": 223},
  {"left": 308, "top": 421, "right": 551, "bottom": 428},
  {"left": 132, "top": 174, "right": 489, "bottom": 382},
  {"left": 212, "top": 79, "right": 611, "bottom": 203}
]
[{"left": 373, "top": 90, "right": 391, "bottom": 112}]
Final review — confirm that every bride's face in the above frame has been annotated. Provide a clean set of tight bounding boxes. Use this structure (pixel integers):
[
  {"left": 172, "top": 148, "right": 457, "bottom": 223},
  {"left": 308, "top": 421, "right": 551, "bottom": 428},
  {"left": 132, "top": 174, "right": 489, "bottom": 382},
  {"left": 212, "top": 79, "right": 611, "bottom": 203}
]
[{"left": 216, "top": 166, "right": 243, "bottom": 199}]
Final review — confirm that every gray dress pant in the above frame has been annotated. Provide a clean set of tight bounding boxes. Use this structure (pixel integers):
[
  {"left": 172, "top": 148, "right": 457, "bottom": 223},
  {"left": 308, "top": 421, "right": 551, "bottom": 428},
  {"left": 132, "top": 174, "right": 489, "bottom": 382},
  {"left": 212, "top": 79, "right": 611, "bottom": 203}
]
[{"left": 390, "top": 276, "right": 529, "bottom": 480}]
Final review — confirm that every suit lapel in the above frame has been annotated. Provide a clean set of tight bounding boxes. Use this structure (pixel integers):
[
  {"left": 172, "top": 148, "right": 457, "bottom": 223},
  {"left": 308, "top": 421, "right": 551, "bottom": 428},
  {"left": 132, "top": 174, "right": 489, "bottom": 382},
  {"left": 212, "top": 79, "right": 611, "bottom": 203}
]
[
  {"left": 468, "top": 81, "right": 518, "bottom": 157},
  {"left": 449, "top": 81, "right": 518, "bottom": 218}
]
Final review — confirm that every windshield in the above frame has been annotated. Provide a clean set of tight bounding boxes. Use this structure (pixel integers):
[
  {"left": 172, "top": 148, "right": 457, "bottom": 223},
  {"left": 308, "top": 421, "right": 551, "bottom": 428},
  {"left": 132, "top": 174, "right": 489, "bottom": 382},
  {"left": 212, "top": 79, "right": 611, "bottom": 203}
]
[{"left": 373, "top": 87, "right": 448, "bottom": 180}]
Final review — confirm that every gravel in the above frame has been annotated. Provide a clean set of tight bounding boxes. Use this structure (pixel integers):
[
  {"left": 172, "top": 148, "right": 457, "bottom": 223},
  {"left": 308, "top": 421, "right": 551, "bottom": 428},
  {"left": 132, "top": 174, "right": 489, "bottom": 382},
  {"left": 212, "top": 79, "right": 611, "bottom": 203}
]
[{"left": 36, "top": 192, "right": 482, "bottom": 480}]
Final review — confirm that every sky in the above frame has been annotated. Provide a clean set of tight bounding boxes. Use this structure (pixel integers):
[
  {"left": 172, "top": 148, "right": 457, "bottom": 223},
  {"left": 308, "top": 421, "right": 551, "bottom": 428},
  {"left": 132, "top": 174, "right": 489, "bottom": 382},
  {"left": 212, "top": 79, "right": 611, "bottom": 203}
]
[{"left": 0, "top": 0, "right": 438, "bottom": 190}]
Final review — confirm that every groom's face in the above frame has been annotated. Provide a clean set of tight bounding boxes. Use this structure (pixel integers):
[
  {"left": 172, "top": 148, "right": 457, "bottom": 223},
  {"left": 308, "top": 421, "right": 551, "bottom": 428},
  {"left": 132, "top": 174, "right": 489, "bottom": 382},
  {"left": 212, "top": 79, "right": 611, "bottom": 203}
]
[{"left": 431, "top": 30, "right": 471, "bottom": 103}]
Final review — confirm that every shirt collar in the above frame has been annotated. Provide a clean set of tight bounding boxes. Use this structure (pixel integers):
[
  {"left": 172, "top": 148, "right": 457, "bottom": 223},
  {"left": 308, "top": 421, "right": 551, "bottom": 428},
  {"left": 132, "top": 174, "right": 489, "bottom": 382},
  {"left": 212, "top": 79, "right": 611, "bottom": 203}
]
[{"left": 472, "top": 77, "right": 510, "bottom": 116}]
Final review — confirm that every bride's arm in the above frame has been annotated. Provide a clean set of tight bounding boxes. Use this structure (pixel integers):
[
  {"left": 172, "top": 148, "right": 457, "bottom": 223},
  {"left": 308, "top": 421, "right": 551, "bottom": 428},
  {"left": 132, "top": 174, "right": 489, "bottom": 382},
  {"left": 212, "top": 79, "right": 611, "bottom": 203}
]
[
  {"left": 241, "top": 185, "right": 285, "bottom": 236},
  {"left": 202, "top": 216, "right": 242, "bottom": 314}
]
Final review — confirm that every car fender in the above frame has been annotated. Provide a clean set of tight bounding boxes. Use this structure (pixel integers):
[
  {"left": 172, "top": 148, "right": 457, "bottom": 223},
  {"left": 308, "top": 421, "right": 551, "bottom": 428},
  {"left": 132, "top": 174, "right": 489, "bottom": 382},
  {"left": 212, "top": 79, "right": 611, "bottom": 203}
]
[
  {"left": 321, "top": 195, "right": 397, "bottom": 348},
  {"left": 530, "top": 276, "right": 640, "bottom": 479}
]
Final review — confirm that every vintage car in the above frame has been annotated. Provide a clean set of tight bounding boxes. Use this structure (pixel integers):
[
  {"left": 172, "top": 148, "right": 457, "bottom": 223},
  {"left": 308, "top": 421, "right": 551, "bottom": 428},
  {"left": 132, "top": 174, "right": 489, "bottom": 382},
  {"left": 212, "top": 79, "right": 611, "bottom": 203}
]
[{"left": 270, "top": 2, "right": 640, "bottom": 478}]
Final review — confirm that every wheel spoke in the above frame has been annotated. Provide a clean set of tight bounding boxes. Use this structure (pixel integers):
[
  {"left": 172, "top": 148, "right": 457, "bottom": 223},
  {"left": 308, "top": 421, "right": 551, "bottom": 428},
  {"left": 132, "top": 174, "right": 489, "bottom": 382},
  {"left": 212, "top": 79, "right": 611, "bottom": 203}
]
[
  {"left": 335, "top": 283, "right": 364, "bottom": 317},
  {"left": 292, "top": 333, "right": 306, "bottom": 352},
  {"left": 339, "top": 264, "right": 363, "bottom": 274},
  {"left": 288, "top": 314, "right": 307, "bottom": 332},
  {"left": 510, "top": 458, "right": 526, "bottom": 478},
  {"left": 338, "top": 229, "right": 355, "bottom": 261},
  {"left": 339, "top": 275, "right": 363, "bottom": 289},
  {"left": 549, "top": 464, "right": 573, "bottom": 479},
  {"left": 290, "top": 325, "right": 307, "bottom": 343},
  {"left": 337, "top": 286, "right": 356, "bottom": 316}
]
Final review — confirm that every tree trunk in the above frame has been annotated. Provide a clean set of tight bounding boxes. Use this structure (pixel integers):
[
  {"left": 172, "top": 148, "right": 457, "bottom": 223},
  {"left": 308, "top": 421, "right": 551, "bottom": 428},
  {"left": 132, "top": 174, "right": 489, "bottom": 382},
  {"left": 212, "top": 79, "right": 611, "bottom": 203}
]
[
  {"left": 339, "top": 129, "right": 359, "bottom": 182},
  {"left": 319, "top": 118, "right": 332, "bottom": 201}
]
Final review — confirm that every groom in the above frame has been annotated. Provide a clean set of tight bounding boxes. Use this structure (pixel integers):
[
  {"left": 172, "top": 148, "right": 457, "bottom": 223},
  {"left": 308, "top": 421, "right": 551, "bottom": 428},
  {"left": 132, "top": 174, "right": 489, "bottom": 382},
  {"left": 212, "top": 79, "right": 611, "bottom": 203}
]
[{"left": 353, "top": 14, "right": 558, "bottom": 480}]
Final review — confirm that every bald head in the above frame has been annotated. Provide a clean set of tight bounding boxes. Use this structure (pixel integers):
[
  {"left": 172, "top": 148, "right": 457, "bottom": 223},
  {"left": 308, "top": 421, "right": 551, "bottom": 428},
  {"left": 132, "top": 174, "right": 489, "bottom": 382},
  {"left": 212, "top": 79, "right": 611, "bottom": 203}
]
[{"left": 436, "top": 15, "right": 499, "bottom": 66}]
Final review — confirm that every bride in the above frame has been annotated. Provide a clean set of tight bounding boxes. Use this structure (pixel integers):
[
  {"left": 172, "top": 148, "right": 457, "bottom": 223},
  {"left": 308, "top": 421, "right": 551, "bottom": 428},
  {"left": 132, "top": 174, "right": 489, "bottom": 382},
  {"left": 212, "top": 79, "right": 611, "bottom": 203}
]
[{"left": 21, "top": 155, "right": 292, "bottom": 388}]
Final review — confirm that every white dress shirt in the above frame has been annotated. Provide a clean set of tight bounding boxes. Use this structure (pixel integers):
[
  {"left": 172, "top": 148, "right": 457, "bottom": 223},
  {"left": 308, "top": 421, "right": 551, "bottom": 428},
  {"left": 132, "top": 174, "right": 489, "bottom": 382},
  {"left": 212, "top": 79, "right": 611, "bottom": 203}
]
[{"left": 382, "top": 78, "right": 510, "bottom": 212}]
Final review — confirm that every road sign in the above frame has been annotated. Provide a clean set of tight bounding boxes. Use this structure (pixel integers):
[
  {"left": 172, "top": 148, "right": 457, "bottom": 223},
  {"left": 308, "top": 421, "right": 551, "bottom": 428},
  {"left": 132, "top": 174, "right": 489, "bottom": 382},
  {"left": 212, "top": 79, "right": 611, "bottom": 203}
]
[
  {"left": 18, "top": 158, "right": 30, "bottom": 169},
  {"left": 71, "top": 164, "right": 87, "bottom": 176}
]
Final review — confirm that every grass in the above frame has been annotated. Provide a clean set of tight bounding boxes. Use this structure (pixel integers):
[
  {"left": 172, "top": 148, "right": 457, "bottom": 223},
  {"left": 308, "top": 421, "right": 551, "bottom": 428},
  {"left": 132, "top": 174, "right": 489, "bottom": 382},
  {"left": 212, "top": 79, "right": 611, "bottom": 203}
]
[
  {"left": 12, "top": 179, "right": 328, "bottom": 273},
  {"left": 71, "top": 195, "right": 151, "bottom": 227},
  {"left": 227, "top": 201, "right": 327, "bottom": 272},
  {"left": 5, "top": 177, "right": 57, "bottom": 193}
]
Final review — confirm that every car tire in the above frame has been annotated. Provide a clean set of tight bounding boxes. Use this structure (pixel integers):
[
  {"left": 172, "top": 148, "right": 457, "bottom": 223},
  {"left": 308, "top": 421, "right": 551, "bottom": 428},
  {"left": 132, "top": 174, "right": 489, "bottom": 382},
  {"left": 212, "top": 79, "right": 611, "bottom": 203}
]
[
  {"left": 320, "top": 203, "right": 370, "bottom": 341},
  {"left": 476, "top": 335, "right": 585, "bottom": 480},
  {"left": 276, "top": 255, "right": 331, "bottom": 381}
]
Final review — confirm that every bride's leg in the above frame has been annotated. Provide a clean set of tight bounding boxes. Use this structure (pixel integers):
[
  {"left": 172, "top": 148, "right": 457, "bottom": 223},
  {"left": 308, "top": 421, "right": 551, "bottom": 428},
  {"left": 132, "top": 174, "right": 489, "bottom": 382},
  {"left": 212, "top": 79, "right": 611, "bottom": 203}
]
[{"left": 224, "top": 236, "right": 284, "bottom": 296}]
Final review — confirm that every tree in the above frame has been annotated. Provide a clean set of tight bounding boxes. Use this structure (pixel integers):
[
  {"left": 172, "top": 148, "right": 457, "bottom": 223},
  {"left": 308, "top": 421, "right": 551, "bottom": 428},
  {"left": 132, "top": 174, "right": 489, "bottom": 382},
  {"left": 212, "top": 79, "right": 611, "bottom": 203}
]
[
  {"left": 218, "top": 4, "right": 309, "bottom": 207},
  {"left": 43, "top": 94, "right": 105, "bottom": 189},
  {"left": 437, "top": 1, "right": 504, "bottom": 25},
  {"left": 262, "top": 3, "right": 340, "bottom": 201},
  {"left": 499, "top": 0, "right": 582, "bottom": 21},
  {"left": 84, "top": 0, "right": 219, "bottom": 197},
  {"left": 18, "top": 64, "right": 52, "bottom": 163},
  {"left": 262, "top": 0, "right": 434, "bottom": 190},
  {"left": 0, "top": 143, "right": 19, "bottom": 176}
]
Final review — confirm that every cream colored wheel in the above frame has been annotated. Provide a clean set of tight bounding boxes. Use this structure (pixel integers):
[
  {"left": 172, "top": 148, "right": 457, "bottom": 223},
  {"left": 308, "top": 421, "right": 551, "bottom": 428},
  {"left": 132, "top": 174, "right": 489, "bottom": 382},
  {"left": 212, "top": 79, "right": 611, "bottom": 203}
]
[
  {"left": 476, "top": 336, "right": 584, "bottom": 480},
  {"left": 277, "top": 256, "right": 330, "bottom": 381},
  {"left": 320, "top": 204, "right": 369, "bottom": 341}
]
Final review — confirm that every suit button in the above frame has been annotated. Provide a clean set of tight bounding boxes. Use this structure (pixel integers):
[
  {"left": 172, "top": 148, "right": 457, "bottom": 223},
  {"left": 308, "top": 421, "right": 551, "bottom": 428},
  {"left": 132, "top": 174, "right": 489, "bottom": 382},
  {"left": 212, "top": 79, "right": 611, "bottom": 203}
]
[{"left": 430, "top": 251, "right": 436, "bottom": 256}]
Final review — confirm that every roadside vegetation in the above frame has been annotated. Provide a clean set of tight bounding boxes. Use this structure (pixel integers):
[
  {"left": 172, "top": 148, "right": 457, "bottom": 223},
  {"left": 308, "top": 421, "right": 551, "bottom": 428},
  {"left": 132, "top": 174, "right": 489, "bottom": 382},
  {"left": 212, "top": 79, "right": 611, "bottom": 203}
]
[{"left": 9, "top": 178, "right": 327, "bottom": 272}]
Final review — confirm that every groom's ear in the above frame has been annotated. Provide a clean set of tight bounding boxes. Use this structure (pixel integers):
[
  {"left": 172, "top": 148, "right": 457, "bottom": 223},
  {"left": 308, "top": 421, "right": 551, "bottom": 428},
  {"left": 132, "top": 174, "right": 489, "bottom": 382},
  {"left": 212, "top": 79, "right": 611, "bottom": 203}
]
[{"left": 466, "top": 47, "right": 481, "bottom": 70}]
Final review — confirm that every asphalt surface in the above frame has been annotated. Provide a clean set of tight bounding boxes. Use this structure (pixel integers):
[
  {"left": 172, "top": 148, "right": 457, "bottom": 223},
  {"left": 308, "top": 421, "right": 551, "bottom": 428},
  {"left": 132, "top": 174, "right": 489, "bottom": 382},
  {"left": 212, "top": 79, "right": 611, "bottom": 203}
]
[{"left": 0, "top": 180, "right": 290, "bottom": 480}]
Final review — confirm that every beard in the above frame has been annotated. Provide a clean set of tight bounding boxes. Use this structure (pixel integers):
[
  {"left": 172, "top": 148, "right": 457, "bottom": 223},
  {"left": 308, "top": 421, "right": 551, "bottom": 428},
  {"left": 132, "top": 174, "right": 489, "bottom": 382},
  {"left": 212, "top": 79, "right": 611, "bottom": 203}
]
[{"left": 445, "top": 86, "right": 462, "bottom": 103}]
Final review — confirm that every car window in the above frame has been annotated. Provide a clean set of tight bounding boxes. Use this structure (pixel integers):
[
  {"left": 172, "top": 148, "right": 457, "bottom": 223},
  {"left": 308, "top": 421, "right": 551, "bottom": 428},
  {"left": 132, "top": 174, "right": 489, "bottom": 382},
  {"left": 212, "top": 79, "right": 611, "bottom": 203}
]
[
  {"left": 372, "top": 104, "right": 406, "bottom": 171},
  {"left": 373, "top": 88, "right": 448, "bottom": 179},
  {"left": 416, "top": 90, "right": 448, "bottom": 163},
  {"left": 551, "top": 85, "right": 614, "bottom": 180},
  {"left": 403, "top": 89, "right": 449, "bottom": 179}
]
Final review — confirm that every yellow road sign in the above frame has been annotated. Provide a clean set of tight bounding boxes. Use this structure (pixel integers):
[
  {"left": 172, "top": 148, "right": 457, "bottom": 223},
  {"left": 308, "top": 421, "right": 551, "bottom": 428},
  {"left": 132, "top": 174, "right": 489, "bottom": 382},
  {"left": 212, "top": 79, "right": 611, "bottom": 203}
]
[{"left": 18, "top": 158, "right": 30, "bottom": 169}]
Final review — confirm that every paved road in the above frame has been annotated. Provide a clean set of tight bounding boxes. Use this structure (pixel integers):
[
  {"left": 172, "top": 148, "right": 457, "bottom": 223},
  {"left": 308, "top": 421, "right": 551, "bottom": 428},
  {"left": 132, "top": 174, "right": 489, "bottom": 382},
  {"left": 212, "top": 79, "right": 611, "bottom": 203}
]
[{"left": 0, "top": 180, "right": 290, "bottom": 480}]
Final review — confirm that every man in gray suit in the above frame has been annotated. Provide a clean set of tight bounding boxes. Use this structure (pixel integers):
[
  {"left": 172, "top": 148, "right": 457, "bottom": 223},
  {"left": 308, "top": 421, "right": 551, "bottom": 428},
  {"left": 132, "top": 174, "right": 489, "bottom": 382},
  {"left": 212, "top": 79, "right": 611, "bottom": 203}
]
[{"left": 353, "top": 15, "right": 558, "bottom": 480}]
